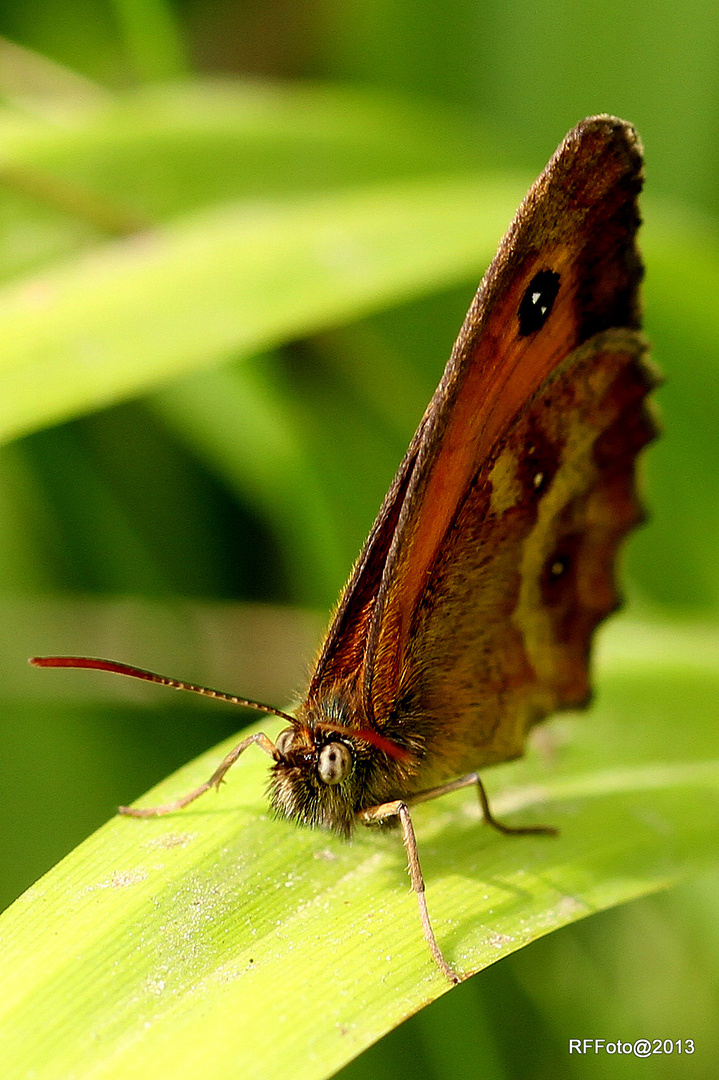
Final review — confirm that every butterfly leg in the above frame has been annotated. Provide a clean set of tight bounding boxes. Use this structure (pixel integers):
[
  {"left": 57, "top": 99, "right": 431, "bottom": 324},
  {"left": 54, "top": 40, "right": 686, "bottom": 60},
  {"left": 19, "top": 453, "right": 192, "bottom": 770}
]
[
  {"left": 118, "top": 732, "right": 277, "bottom": 817},
  {"left": 358, "top": 799, "right": 460, "bottom": 984},
  {"left": 472, "top": 774, "right": 557, "bottom": 837},
  {"left": 409, "top": 772, "right": 557, "bottom": 837}
]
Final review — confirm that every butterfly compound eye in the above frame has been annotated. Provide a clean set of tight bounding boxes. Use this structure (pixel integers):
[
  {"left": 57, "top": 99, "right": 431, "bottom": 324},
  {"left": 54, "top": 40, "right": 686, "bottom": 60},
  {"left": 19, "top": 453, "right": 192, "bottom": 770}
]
[
  {"left": 275, "top": 728, "right": 295, "bottom": 756},
  {"left": 317, "top": 742, "right": 353, "bottom": 785},
  {"left": 518, "top": 269, "right": 560, "bottom": 336}
]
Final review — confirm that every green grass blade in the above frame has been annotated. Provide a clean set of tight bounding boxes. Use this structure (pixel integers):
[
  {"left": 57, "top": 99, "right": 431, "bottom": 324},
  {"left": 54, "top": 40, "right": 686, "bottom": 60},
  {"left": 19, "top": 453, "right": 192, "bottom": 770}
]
[
  {"left": 110, "top": 0, "right": 188, "bottom": 82},
  {"left": 147, "top": 361, "right": 348, "bottom": 604},
  {"left": 1, "top": 618, "right": 717, "bottom": 1079},
  {"left": 0, "top": 81, "right": 496, "bottom": 219},
  {"left": 0, "top": 174, "right": 524, "bottom": 445}
]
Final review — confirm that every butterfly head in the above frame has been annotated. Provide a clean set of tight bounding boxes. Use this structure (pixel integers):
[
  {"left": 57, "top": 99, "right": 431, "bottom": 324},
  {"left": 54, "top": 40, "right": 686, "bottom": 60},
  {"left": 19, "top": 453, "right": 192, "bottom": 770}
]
[
  {"left": 268, "top": 720, "right": 359, "bottom": 836},
  {"left": 268, "top": 693, "right": 416, "bottom": 836}
]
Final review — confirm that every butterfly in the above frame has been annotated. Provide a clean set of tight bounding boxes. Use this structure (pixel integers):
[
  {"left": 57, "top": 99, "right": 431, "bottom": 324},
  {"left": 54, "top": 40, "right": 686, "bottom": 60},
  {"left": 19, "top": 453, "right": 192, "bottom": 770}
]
[{"left": 33, "top": 114, "right": 659, "bottom": 983}]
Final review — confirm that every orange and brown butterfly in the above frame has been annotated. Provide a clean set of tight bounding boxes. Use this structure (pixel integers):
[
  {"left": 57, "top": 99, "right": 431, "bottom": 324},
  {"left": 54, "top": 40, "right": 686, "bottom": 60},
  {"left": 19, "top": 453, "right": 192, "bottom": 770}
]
[{"left": 32, "top": 114, "right": 659, "bottom": 983}]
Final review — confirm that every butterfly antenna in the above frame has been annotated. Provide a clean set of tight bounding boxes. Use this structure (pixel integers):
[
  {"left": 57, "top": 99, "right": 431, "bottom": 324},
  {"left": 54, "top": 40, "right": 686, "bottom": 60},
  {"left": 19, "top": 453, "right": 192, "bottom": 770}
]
[{"left": 29, "top": 656, "right": 296, "bottom": 723}]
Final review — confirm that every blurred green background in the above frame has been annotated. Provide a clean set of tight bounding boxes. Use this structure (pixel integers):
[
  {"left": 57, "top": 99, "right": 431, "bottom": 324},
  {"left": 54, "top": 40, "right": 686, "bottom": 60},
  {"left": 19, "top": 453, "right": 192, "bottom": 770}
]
[{"left": 0, "top": 1, "right": 718, "bottom": 1078}]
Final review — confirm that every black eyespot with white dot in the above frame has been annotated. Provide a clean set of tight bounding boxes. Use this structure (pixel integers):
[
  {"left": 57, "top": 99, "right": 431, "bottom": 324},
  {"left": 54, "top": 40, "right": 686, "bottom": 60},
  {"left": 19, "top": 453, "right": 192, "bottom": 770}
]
[
  {"left": 518, "top": 270, "right": 560, "bottom": 336},
  {"left": 518, "top": 429, "right": 557, "bottom": 500},
  {"left": 541, "top": 541, "right": 579, "bottom": 611},
  {"left": 532, "top": 469, "right": 547, "bottom": 492},
  {"left": 542, "top": 553, "right": 569, "bottom": 605},
  {"left": 549, "top": 555, "right": 570, "bottom": 579}
]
